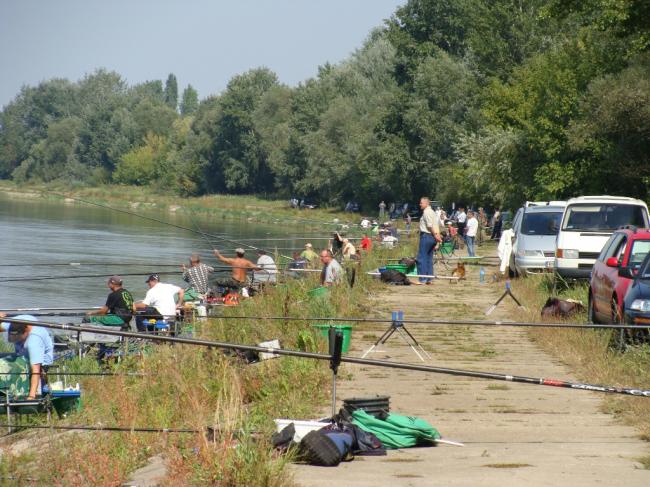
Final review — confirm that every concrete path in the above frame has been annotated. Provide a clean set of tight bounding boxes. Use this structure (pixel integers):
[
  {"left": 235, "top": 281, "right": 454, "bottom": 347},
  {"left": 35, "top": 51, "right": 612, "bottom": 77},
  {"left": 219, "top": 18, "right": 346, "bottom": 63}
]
[{"left": 292, "top": 267, "right": 650, "bottom": 486}]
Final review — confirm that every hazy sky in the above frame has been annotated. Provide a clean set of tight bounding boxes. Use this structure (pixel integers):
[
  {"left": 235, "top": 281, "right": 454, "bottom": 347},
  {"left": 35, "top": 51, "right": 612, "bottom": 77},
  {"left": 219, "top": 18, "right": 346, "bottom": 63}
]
[{"left": 0, "top": 0, "right": 405, "bottom": 108}]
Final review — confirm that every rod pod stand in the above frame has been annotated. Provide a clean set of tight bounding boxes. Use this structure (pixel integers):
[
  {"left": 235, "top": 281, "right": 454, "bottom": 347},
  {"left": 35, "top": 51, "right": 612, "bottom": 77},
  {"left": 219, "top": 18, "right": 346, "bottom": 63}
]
[
  {"left": 361, "top": 311, "right": 431, "bottom": 362},
  {"left": 485, "top": 280, "right": 525, "bottom": 316},
  {"left": 329, "top": 327, "right": 344, "bottom": 418}
]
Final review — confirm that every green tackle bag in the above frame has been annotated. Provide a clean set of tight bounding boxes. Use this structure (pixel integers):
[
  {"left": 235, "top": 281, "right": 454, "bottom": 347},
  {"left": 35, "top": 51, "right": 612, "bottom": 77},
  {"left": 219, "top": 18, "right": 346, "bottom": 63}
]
[
  {"left": 351, "top": 409, "right": 441, "bottom": 449},
  {"left": 0, "top": 355, "right": 30, "bottom": 398}
]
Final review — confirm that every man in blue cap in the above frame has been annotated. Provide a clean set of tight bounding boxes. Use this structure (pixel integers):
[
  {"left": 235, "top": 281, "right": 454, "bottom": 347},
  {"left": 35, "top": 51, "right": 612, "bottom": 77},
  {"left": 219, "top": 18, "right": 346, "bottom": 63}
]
[{"left": 1, "top": 314, "right": 54, "bottom": 400}]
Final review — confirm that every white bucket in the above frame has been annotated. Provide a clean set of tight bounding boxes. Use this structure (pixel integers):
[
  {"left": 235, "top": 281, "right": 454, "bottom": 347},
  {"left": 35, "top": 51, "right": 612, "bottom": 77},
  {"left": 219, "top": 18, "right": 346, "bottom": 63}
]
[{"left": 258, "top": 339, "right": 280, "bottom": 361}]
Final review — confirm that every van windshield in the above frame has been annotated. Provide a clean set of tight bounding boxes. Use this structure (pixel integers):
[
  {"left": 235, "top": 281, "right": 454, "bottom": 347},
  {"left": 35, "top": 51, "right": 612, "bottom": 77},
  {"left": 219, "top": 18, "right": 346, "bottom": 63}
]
[
  {"left": 521, "top": 212, "right": 562, "bottom": 236},
  {"left": 562, "top": 204, "right": 647, "bottom": 232}
]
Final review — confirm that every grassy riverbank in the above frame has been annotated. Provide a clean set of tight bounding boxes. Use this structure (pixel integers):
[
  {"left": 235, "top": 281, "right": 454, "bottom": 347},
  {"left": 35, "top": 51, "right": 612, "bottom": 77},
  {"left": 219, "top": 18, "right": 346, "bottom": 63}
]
[
  {"left": 0, "top": 180, "right": 373, "bottom": 230},
  {"left": 511, "top": 275, "right": 650, "bottom": 466},
  {"left": 0, "top": 238, "right": 403, "bottom": 485}
]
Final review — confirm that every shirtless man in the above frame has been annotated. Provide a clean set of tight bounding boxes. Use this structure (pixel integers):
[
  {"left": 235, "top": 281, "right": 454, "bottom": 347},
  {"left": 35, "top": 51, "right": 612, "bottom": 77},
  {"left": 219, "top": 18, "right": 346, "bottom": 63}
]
[{"left": 213, "top": 248, "right": 260, "bottom": 289}]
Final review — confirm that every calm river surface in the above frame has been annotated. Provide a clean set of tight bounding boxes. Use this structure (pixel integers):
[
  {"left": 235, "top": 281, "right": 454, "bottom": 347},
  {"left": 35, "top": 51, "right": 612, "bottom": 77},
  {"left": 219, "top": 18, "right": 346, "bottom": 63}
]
[{"left": 0, "top": 193, "right": 324, "bottom": 311}]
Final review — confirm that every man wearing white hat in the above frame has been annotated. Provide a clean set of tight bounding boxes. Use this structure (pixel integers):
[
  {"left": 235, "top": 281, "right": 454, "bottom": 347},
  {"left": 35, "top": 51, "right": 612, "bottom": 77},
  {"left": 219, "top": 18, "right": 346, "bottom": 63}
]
[{"left": 213, "top": 248, "right": 260, "bottom": 289}]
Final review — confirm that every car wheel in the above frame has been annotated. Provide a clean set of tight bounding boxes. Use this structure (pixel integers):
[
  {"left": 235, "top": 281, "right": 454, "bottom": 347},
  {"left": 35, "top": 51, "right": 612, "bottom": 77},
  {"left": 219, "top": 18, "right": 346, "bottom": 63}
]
[
  {"left": 608, "top": 298, "right": 626, "bottom": 353},
  {"left": 587, "top": 292, "right": 596, "bottom": 324}
]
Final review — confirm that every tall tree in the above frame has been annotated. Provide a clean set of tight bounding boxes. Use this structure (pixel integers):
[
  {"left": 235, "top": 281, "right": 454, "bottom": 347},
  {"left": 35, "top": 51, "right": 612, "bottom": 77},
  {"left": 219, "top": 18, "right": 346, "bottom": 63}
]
[
  {"left": 164, "top": 73, "right": 178, "bottom": 111},
  {"left": 180, "top": 85, "right": 199, "bottom": 115}
]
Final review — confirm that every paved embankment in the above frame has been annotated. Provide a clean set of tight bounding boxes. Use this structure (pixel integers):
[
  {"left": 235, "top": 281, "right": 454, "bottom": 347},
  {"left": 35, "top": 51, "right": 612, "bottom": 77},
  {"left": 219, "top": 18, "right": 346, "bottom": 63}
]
[{"left": 293, "top": 266, "right": 650, "bottom": 486}]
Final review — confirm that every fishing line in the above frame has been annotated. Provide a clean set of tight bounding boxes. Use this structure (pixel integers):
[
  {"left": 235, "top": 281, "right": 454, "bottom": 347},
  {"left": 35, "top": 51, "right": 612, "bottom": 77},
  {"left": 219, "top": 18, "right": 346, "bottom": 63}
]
[
  {"left": 48, "top": 192, "right": 279, "bottom": 255},
  {"left": 2, "top": 317, "right": 649, "bottom": 398}
]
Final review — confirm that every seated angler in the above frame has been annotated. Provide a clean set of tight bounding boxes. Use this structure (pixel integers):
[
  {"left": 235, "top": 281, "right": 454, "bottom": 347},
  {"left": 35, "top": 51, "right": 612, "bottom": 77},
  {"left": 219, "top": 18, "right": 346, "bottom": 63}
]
[
  {"left": 7, "top": 318, "right": 54, "bottom": 400},
  {"left": 85, "top": 275, "right": 135, "bottom": 330},
  {"left": 134, "top": 274, "right": 184, "bottom": 332}
]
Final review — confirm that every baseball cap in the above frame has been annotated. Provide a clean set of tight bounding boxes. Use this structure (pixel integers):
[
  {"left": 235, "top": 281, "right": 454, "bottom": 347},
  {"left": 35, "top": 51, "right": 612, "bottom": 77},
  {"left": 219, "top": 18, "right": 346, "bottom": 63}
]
[
  {"left": 107, "top": 275, "right": 123, "bottom": 285},
  {"left": 235, "top": 248, "right": 245, "bottom": 254},
  {"left": 145, "top": 274, "right": 159, "bottom": 283},
  {"left": 305, "top": 243, "right": 313, "bottom": 248}
]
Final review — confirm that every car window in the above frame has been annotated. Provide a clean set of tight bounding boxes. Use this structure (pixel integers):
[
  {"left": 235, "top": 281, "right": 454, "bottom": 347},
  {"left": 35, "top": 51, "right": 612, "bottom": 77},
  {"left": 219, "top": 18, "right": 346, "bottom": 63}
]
[
  {"left": 562, "top": 204, "right": 647, "bottom": 231},
  {"left": 640, "top": 254, "right": 650, "bottom": 279},
  {"left": 521, "top": 211, "right": 562, "bottom": 236},
  {"left": 629, "top": 240, "right": 650, "bottom": 267},
  {"left": 614, "top": 237, "right": 627, "bottom": 263},
  {"left": 598, "top": 233, "right": 623, "bottom": 261}
]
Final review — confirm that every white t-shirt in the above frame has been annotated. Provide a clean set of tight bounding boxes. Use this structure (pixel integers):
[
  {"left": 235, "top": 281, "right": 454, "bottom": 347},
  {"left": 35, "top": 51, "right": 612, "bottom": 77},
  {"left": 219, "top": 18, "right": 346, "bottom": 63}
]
[
  {"left": 466, "top": 217, "right": 479, "bottom": 237},
  {"left": 143, "top": 282, "right": 182, "bottom": 318},
  {"left": 457, "top": 211, "right": 467, "bottom": 224},
  {"left": 382, "top": 235, "right": 398, "bottom": 248},
  {"left": 254, "top": 254, "right": 278, "bottom": 283}
]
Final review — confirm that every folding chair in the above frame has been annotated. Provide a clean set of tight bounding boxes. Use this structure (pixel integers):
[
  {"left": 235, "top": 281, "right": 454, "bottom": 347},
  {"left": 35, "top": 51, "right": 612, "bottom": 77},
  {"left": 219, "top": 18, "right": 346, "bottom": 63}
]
[{"left": 436, "top": 241, "right": 456, "bottom": 269}]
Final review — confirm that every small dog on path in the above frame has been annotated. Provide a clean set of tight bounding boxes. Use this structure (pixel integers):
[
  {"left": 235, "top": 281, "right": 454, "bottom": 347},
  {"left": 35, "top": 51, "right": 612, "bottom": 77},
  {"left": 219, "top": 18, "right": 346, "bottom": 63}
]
[{"left": 451, "top": 262, "right": 466, "bottom": 282}]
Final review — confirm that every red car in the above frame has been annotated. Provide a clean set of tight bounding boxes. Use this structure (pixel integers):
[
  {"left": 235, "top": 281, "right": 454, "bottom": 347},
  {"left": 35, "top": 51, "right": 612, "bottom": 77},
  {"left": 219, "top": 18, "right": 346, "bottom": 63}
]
[{"left": 589, "top": 227, "right": 650, "bottom": 323}]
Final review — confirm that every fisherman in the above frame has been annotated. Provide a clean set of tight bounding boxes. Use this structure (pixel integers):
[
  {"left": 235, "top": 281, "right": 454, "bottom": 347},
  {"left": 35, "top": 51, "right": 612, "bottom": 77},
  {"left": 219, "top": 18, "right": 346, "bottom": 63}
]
[
  {"left": 85, "top": 275, "right": 135, "bottom": 329},
  {"left": 300, "top": 243, "right": 318, "bottom": 267},
  {"left": 213, "top": 248, "right": 259, "bottom": 289},
  {"left": 134, "top": 274, "right": 184, "bottom": 332},
  {"left": 341, "top": 238, "right": 357, "bottom": 260},
  {"left": 6, "top": 316, "right": 54, "bottom": 400},
  {"left": 181, "top": 253, "right": 214, "bottom": 296},
  {"left": 330, "top": 232, "right": 344, "bottom": 257},
  {"left": 319, "top": 249, "right": 344, "bottom": 287},
  {"left": 254, "top": 249, "right": 278, "bottom": 284},
  {"left": 417, "top": 197, "right": 442, "bottom": 284},
  {"left": 360, "top": 234, "right": 372, "bottom": 252}
]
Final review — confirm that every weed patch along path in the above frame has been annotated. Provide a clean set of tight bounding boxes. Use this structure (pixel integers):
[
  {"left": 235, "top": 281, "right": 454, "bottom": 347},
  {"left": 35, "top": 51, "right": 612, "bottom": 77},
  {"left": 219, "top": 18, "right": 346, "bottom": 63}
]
[{"left": 293, "top": 265, "right": 650, "bottom": 486}]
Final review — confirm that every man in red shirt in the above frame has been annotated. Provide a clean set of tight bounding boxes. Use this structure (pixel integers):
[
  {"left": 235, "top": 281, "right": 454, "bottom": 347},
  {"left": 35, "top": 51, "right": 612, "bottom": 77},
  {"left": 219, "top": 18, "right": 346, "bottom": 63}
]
[{"left": 360, "top": 234, "right": 372, "bottom": 252}]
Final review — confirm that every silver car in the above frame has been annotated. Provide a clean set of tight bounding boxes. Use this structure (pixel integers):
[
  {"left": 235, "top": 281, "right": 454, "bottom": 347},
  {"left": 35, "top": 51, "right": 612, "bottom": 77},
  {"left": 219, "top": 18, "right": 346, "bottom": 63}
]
[{"left": 511, "top": 203, "right": 566, "bottom": 276}]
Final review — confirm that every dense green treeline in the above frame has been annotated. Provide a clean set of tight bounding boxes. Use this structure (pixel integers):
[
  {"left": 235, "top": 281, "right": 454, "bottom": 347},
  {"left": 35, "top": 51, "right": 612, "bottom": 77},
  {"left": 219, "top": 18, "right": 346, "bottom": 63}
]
[{"left": 1, "top": 0, "right": 648, "bottom": 209}]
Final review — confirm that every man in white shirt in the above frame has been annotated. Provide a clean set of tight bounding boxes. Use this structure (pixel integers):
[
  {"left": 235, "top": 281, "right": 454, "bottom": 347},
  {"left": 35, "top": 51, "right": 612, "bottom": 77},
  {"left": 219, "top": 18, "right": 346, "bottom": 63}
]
[
  {"left": 465, "top": 210, "right": 479, "bottom": 257},
  {"left": 134, "top": 274, "right": 184, "bottom": 331},
  {"left": 417, "top": 197, "right": 442, "bottom": 284},
  {"left": 254, "top": 250, "right": 278, "bottom": 284}
]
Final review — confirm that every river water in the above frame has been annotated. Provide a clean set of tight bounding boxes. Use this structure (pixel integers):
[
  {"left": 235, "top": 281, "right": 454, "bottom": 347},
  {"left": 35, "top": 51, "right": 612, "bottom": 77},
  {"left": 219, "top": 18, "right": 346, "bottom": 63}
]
[{"left": 0, "top": 194, "right": 326, "bottom": 311}]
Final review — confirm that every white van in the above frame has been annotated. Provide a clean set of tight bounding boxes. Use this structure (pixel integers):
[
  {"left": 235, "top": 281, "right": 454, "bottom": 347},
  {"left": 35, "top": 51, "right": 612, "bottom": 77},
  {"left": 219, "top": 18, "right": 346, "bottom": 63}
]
[{"left": 555, "top": 196, "right": 649, "bottom": 278}]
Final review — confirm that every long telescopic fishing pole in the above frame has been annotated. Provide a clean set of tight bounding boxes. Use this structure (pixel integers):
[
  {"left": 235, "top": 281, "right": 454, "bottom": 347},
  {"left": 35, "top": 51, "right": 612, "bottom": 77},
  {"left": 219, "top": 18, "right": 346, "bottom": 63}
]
[
  {"left": 0, "top": 271, "right": 181, "bottom": 283},
  {"left": 212, "top": 314, "right": 650, "bottom": 331},
  {"left": 0, "top": 423, "right": 196, "bottom": 433},
  {"left": 2, "top": 317, "right": 649, "bottom": 397}
]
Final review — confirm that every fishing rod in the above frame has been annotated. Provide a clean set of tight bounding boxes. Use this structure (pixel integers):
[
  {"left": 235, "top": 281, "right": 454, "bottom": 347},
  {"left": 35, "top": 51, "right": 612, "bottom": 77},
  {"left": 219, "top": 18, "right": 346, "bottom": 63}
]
[
  {"left": 0, "top": 371, "right": 145, "bottom": 377},
  {"left": 0, "top": 306, "right": 102, "bottom": 312},
  {"left": 0, "top": 423, "right": 196, "bottom": 433},
  {"left": 0, "top": 271, "right": 181, "bottom": 283},
  {"left": 214, "top": 314, "right": 650, "bottom": 331},
  {"left": 2, "top": 317, "right": 649, "bottom": 397}
]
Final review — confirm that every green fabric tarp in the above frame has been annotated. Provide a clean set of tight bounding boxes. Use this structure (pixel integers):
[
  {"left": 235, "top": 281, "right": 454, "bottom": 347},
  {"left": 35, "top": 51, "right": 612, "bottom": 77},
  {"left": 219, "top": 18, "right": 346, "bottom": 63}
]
[
  {"left": 184, "top": 287, "right": 201, "bottom": 302},
  {"left": 89, "top": 315, "right": 125, "bottom": 326},
  {"left": 0, "top": 355, "right": 30, "bottom": 398},
  {"left": 351, "top": 409, "right": 441, "bottom": 449}
]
